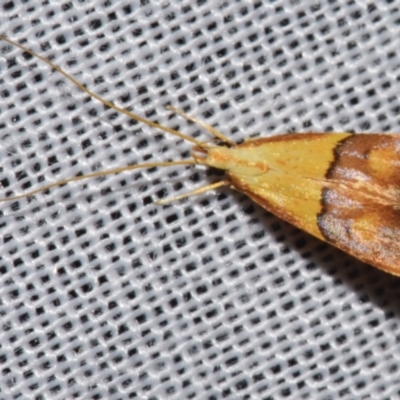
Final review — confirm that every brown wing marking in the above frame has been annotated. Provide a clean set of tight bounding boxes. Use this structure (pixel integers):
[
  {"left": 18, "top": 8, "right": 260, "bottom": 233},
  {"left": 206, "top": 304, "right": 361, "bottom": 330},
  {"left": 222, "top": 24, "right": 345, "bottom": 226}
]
[{"left": 318, "top": 134, "right": 400, "bottom": 275}]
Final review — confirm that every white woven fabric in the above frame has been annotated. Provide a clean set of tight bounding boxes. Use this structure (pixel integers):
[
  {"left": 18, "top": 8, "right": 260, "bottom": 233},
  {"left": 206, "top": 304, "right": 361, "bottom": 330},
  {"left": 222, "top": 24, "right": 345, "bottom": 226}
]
[{"left": 0, "top": 1, "right": 400, "bottom": 399}]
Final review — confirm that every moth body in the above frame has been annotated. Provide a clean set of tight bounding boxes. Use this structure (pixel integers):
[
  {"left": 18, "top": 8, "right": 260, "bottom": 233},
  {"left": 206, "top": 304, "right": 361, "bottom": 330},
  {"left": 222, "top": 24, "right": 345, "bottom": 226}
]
[{"left": 2, "top": 34, "right": 400, "bottom": 276}]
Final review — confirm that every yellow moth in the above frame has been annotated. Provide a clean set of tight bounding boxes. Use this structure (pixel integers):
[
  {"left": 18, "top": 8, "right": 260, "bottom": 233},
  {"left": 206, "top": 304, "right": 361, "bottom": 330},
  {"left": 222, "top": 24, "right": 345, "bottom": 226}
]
[{"left": 1, "top": 35, "right": 399, "bottom": 276}]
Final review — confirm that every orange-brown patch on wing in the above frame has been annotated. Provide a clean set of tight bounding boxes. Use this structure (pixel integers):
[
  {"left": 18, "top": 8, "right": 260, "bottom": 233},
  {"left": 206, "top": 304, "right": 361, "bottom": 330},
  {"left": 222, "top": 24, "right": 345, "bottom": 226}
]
[{"left": 318, "top": 134, "right": 400, "bottom": 275}]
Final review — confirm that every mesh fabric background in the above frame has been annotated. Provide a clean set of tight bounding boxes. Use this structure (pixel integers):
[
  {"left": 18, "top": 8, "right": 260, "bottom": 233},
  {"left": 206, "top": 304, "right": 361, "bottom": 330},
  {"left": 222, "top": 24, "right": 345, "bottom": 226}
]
[{"left": 0, "top": 1, "right": 400, "bottom": 399}]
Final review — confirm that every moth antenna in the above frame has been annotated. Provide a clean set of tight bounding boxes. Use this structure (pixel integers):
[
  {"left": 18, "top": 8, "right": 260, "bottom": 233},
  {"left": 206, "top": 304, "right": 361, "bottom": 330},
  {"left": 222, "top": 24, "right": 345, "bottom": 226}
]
[
  {"left": 0, "top": 35, "right": 206, "bottom": 148},
  {"left": 0, "top": 160, "right": 198, "bottom": 202}
]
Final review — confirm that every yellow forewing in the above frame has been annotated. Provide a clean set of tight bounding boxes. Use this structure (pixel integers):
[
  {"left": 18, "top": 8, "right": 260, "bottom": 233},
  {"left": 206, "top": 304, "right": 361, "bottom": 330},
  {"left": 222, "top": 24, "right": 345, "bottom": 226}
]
[
  {"left": 206, "top": 133, "right": 351, "bottom": 241},
  {"left": 205, "top": 133, "right": 400, "bottom": 276}
]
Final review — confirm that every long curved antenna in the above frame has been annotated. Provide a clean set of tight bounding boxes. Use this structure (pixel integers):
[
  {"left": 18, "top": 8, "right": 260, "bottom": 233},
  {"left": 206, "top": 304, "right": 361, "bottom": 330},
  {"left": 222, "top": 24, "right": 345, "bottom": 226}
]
[
  {"left": 0, "top": 34, "right": 206, "bottom": 147},
  {"left": 1, "top": 159, "right": 199, "bottom": 202}
]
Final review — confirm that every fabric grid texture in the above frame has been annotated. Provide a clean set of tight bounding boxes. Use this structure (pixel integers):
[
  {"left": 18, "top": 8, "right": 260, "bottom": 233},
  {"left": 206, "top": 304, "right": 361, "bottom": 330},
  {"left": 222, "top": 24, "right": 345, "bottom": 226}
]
[{"left": 0, "top": 1, "right": 400, "bottom": 399}]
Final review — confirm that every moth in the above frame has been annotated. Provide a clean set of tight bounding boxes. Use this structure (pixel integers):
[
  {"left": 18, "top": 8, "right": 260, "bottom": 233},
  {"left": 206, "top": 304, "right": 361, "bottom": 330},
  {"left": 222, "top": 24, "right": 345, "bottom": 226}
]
[{"left": 1, "top": 35, "right": 399, "bottom": 276}]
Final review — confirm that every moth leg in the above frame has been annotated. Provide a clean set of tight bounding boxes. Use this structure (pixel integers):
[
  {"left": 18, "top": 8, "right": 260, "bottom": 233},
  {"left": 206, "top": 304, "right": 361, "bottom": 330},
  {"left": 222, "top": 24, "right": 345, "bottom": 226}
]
[
  {"left": 155, "top": 180, "right": 230, "bottom": 205},
  {"left": 166, "top": 105, "right": 235, "bottom": 145}
]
